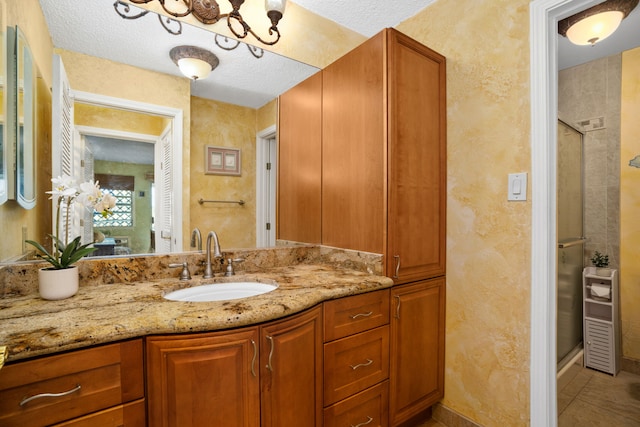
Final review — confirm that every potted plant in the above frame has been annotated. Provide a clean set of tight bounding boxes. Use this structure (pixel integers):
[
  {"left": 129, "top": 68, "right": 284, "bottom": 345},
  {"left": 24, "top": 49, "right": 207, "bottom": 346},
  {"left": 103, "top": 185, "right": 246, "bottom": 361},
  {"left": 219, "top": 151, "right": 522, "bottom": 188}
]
[
  {"left": 590, "top": 250, "right": 611, "bottom": 277},
  {"left": 26, "top": 175, "right": 116, "bottom": 300}
]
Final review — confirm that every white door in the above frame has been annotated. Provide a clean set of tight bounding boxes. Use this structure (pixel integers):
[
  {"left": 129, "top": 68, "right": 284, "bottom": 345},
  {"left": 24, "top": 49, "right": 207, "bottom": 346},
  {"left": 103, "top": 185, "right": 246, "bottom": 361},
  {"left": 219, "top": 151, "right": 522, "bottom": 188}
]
[
  {"left": 155, "top": 123, "right": 173, "bottom": 253},
  {"left": 52, "top": 54, "right": 79, "bottom": 246},
  {"left": 256, "top": 127, "right": 277, "bottom": 247}
]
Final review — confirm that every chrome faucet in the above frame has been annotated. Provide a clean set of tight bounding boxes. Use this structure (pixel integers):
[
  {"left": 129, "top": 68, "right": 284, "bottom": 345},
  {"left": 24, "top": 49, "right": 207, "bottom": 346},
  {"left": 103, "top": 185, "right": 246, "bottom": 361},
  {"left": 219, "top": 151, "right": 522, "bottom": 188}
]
[
  {"left": 203, "top": 231, "right": 223, "bottom": 279},
  {"left": 190, "top": 227, "right": 202, "bottom": 251}
]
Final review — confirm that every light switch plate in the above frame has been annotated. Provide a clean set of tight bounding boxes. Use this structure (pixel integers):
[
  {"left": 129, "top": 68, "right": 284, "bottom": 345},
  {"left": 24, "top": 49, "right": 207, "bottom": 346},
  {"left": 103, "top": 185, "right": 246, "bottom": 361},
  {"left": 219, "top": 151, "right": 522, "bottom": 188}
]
[{"left": 508, "top": 173, "right": 527, "bottom": 201}]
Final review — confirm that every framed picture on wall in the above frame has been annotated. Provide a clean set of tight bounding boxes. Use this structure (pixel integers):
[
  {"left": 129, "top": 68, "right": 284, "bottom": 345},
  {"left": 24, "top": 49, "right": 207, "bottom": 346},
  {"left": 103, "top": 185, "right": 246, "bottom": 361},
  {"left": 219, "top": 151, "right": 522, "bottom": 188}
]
[{"left": 205, "top": 146, "right": 241, "bottom": 176}]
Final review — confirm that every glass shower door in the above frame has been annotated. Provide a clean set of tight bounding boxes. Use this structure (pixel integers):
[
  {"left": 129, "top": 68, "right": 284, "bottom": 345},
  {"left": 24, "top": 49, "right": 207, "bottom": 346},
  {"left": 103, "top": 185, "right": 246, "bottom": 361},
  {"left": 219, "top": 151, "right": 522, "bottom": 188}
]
[{"left": 557, "top": 120, "right": 585, "bottom": 368}]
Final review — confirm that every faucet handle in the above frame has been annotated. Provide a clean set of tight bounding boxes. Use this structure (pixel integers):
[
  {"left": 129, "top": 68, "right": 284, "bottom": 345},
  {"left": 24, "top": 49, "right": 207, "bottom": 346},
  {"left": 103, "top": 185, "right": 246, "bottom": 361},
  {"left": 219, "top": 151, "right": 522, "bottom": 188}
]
[
  {"left": 169, "top": 262, "right": 191, "bottom": 281},
  {"left": 224, "top": 258, "right": 245, "bottom": 277}
]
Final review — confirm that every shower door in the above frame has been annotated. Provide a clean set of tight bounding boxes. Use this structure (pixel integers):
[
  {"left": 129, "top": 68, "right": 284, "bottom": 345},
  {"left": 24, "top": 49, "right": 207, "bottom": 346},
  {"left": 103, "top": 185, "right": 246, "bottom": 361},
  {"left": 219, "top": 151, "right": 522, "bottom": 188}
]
[{"left": 557, "top": 120, "right": 585, "bottom": 368}]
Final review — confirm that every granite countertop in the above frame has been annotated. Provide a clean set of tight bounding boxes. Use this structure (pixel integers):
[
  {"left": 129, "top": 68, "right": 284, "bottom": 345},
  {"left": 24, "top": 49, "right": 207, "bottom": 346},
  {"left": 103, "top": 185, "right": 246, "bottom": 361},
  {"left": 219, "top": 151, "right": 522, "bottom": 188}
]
[{"left": 0, "top": 263, "right": 393, "bottom": 363}]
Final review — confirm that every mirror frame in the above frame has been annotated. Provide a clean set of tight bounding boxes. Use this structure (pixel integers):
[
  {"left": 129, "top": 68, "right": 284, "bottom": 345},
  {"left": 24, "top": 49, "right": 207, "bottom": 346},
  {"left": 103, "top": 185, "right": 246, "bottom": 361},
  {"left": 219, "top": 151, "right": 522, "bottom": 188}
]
[
  {"left": 0, "top": 2, "right": 7, "bottom": 206},
  {"left": 15, "top": 26, "right": 37, "bottom": 209}
]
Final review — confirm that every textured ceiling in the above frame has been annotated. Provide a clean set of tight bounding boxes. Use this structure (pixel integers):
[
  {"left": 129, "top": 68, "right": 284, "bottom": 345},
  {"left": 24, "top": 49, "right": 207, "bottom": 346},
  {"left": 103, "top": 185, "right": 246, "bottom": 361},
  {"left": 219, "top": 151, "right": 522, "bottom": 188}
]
[{"left": 38, "top": 0, "right": 640, "bottom": 109}]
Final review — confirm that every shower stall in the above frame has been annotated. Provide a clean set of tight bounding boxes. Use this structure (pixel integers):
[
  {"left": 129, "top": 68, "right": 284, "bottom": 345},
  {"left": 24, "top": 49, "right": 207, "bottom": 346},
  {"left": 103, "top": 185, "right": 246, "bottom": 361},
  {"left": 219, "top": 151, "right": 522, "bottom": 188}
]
[{"left": 557, "top": 119, "right": 585, "bottom": 370}]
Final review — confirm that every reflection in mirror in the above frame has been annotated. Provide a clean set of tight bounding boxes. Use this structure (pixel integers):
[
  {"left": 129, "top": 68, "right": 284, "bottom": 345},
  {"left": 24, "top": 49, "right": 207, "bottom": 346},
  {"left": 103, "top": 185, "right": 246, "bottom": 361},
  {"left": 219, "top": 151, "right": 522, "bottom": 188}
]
[
  {"left": 0, "top": 7, "right": 6, "bottom": 206},
  {"left": 74, "top": 101, "right": 167, "bottom": 256},
  {"left": 0, "top": 0, "right": 320, "bottom": 264},
  {"left": 16, "top": 26, "right": 36, "bottom": 209}
]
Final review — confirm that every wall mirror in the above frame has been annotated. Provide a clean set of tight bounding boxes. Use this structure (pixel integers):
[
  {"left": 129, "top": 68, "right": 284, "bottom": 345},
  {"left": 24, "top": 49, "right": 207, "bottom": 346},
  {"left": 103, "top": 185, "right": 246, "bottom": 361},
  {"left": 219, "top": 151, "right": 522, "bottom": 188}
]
[
  {"left": 0, "top": 1, "right": 320, "bottom": 264},
  {"left": 15, "top": 26, "right": 37, "bottom": 209},
  {"left": 0, "top": 5, "right": 7, "bottom": 206}
]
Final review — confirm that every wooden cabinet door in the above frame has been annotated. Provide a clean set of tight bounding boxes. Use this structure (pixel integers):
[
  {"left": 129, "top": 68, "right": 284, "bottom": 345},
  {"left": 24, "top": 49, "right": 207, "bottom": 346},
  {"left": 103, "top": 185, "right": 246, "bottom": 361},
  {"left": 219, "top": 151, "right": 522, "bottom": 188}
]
[
  {"left": 260, "top": 306, "right": 323, "bottom": 427},
  {"left": 321, "top": 31, "right": 386, "bottom": 254},
  {"left": 386, "top": 29, "right": 447, "bottom": 284},
  {"left": 146, "top": 328, "right": 260, "bottom": 427},
  {"left": 389, "top": 279, "right": 445, "bottom": 426},
  {"left": 277, "top": 70, "right": 323, "bottom": 244}
]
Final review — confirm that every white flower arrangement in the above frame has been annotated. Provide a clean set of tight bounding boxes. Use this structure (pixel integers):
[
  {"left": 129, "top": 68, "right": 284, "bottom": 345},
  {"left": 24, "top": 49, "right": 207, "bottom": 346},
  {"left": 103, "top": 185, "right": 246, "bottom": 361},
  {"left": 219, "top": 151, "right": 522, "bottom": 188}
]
[{"left": 25, "top": 175, "right": 117, "bottom": 269}]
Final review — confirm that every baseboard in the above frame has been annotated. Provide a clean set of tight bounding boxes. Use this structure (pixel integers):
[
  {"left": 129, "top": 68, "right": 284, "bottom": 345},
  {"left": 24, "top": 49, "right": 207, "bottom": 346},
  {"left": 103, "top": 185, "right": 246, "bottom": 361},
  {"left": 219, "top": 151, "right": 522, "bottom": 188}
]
[
  {"left": 433, "top": 403, "right": 483, "bottom": 427},
  {"left": 621, "top": 357, "right": 640, "bottom": 375}
]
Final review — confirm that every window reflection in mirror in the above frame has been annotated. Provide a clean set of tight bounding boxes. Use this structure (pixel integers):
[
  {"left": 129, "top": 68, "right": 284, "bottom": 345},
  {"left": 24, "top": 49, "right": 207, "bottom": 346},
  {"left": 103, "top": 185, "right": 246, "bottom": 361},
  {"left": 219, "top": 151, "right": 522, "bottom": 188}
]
[{"left": 15, "top": 26, "right": 36, "bottom": 209}]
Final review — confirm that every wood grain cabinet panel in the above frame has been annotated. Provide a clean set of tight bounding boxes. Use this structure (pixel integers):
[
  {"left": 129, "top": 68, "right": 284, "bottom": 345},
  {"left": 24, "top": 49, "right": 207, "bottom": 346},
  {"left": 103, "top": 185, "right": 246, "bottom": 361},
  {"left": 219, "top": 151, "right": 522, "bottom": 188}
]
[
  {"left": 277, "top": 70, "right": 323, "bottom": 244},
  {"left": 260, "top": 306, "right": 323, "bottom": 427},
  {"left": 390, "top": 279, "right": 446, "bottom": 426},
  {"left": 0, "top": 339, "right": 144, "bottom": 427},
  {"left": 146, "top": 329, "right": 260, "bottom": 427}
]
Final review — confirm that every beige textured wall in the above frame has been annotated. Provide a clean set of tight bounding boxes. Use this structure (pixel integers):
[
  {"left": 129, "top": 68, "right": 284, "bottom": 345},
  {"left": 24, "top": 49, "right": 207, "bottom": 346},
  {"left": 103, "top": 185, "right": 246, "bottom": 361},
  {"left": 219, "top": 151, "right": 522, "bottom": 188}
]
[
  {"left": 190, "top": 96, "right": 257, "bottom": 249},
  {"left": 257, "top": 99, "right": 277, "bottom": 132},
  {"left": 397, "top": 1, "right": 532, "bottom": 425},
  {"left": 0, "top": 0, "right": 54, "bottom": 262},
  {"left": 621, "top": 47, "right": 640, "bottom": 360},
  {"left": 75, "top": 103, "right": 168, "bottom": 136},
  {"left": 57, "top": 49, "right": 192, "bottom": 250}
]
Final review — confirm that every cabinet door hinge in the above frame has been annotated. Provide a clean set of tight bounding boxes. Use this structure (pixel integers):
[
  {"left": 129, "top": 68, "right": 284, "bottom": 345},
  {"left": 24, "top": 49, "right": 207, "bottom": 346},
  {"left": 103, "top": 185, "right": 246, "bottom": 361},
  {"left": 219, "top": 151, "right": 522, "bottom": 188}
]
[
  {"left": 266, "top": 162, "right": 271, "bottom": 170},
  {"left": 266, "top": 222, "right": 271, "bottom": 230}
]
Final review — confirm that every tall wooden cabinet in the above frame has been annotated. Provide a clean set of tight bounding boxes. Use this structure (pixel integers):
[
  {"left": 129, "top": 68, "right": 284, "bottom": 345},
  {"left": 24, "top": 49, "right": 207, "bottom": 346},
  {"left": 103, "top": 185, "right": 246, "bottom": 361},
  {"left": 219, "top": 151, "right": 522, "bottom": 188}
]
[
  {"left": 278, "top": 28, "right": 446, "bottom": 284},
  {"left": 322, "top": 29, "right": 446, "bottom": 283},
  {"left": 278, "top": 28, "right": 446, "bottom": 426}
]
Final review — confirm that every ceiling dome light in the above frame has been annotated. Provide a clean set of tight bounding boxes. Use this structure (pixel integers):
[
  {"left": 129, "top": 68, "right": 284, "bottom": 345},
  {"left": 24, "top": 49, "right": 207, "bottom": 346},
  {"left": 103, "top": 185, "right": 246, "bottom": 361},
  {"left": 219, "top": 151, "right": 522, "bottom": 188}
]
[
  {"left": 169, "top": 46, "right": 219, "bottom": 80},
  {"left": 558, "top": 0, "right": 639, "bottom": 46}
]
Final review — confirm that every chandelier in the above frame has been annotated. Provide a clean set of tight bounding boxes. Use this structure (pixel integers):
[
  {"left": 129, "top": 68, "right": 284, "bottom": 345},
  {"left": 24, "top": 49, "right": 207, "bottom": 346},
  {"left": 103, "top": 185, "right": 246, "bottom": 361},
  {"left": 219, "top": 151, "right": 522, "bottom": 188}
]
[{"left": 115, "top": 0, "right": 286, "bottom": 46}]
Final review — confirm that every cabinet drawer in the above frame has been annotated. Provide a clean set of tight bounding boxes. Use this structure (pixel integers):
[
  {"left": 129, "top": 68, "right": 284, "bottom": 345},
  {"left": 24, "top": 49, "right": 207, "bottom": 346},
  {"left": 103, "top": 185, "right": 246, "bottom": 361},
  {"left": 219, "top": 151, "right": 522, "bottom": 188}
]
[
  {"left": 324, "top": 326, "right": 389, "bottom": 406},
  {"left": 53, "top": 398, "right": 146, "bottom": 427},
  {"left": 0, "top": 339, "right": 143, "bottom": 427},
  {"left": 324, "top": 289, "right": 390, "bottom": 341},
  {"left": 324, "top": 381, "right": 389, "bottom": 427}
]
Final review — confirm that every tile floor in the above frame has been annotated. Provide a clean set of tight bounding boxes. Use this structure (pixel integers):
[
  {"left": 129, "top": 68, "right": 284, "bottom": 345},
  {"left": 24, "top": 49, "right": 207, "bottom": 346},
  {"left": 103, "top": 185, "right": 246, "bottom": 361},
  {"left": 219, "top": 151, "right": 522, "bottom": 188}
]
[{"left": 558, "top": 364, "right": 640, "bottom": 426}]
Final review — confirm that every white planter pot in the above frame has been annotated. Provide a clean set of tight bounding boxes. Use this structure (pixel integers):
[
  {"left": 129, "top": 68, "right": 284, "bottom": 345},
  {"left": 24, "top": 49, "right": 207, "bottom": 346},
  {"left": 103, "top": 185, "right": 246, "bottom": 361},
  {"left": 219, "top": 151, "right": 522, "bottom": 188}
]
[
  {"left": 38, "top": 266, "right": 79, "bottom": 300},
  {"left": 596, "top": 267, "right": 612, "bottom": 277}
]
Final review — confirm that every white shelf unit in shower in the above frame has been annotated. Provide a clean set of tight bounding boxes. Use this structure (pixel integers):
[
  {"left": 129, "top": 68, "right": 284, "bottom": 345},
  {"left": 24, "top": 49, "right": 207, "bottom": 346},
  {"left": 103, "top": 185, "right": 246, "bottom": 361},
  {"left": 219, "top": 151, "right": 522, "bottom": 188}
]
[{"left": 582, "top": 267, "right": 620, "bottom": 375}]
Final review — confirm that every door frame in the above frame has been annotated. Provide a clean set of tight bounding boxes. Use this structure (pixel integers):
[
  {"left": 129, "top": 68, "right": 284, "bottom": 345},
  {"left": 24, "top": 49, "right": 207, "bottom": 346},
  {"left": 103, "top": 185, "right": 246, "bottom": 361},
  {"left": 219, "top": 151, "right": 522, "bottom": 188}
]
[
  {"left": 71, "top": 90, "right": 184, "bottom": 251},
  {"left": 256, "top": 124, "right": 277, "bottom": 247},
  {"left": 529, "top": 0, "right": 601, "bottom": 425}
]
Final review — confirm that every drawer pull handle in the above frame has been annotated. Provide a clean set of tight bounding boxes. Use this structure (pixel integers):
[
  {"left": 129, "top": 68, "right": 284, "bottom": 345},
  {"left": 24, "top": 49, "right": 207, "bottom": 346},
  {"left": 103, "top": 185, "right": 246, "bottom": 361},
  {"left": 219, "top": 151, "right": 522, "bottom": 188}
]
[
  {"left": 250, "top": 339, "right": 258, "bottom": 377},
  {"left": 394, "top": 295, "right": 401, "bottom": 319},
  {"left": 266, "top": 336, "right": 275, "bottom": 372},
  {"left": 350, "top": 311, "right": 373, "bottom": 319},
  {"left": 352, "top": 416, "right": 373, "bottom": 427},
  {"left": 20, "top": 384, "right": 82, "bottom": 406},
  {"left": 350, "top": 359, "right": 373, "bottom": 370}
]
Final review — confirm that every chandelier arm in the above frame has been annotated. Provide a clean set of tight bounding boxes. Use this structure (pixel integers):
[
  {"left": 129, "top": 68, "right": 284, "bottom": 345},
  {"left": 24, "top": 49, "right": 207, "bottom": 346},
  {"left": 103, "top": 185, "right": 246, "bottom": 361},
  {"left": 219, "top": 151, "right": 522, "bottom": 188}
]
[
  {"left": 226, "top": 15, "right": 281, "bottom": 46},
  {"left": 214, "top": 33, "right": 241, "bottom": 51},
  {"left": 158, "top": 15, "right": 183, "bottom": 35},
  {"left": 127, "top": 0, "right": 195, "bottom": 19},
  {"left": 247, "top": 45, "right": 264, "bottom": 59},
  {"left": 113, "top": 1, "right": 150, "bottom": 19}
]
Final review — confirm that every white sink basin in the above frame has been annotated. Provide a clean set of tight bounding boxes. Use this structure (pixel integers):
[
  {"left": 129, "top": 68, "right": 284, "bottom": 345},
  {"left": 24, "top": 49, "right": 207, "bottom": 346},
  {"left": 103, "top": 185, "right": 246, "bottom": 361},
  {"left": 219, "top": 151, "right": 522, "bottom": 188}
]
[{"left": 163, "top": 282, "right": 277, "bottom": 302}]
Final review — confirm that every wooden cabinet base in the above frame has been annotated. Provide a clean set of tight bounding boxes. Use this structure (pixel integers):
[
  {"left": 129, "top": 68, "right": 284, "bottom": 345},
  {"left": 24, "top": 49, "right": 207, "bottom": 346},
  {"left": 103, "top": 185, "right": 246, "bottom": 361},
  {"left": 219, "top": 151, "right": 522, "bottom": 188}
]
[{"left": 53, "top": 399, "right": 145, "bottom": 427}]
